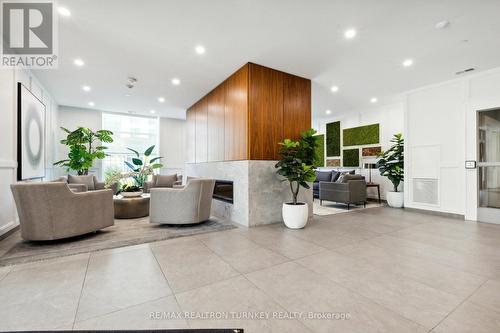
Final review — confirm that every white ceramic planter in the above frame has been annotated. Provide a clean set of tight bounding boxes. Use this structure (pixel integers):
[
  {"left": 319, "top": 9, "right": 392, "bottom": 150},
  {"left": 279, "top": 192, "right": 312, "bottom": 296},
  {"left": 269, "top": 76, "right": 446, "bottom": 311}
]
[
  {"left": 121, "top": 190, "right": 143, "bottom": 198},
  {"left": 282, "top": 202, "right": 309, "bottom": 229},
  {"left": 386, "top": 191, "right": 404, "bottom": 208}
]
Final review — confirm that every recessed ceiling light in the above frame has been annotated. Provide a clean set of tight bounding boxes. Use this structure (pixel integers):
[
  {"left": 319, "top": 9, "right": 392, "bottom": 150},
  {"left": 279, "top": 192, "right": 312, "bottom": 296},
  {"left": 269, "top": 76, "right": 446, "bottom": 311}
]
[
  {"left": 370, "top": 97, "right": 378, "bottom": 103},
  {"left": 157, "top": 97, "right": 165, "bottom": 103},
  {"left": 330, "top": 86, "right": 339, "bottom": 93},
  {"left": 325, "top": 109, "right": 332, "bottom": 115},
  {"left": 58, "top": 7, "right": 71, "bottom": 17},
  {"left": 82, "top": 85, "right": 91, "bottom": 92},
  {"left": 88, "top": 101, "right": 95, "bottom": 107},
  {"left": 344, "top": 29, "right": 357, "bottom": 39},
  {"left": 150, "top": 109, "right": 156, "bottom": 114},
  {"left": 73, "top": 58, "right": 84, "bottom": 66},
  {"left": 195, "top": 45, "right": 206, "bottom": 54},
  {"left": 171, "top": 78, "right": 181, "bottom": 86},
  {"left": 435, "top": 20, "right": 450, "bottom": 30},
  {"left": 403, "top": 59, "right": 414, "bottom": 67}
]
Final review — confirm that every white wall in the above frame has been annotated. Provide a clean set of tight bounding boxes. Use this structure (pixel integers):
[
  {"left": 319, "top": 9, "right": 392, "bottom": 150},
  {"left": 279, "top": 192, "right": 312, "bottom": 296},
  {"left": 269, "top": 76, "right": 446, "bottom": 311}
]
[
  {"left": 314, "top": 102, "right": 404, "bottom": 200},
  {"left": 405, "top": 67, "right": 500, "bottom": 220},
  {"left": 159, "top": 117, "right": 186, "bottom": 176},
  {"left": 0, "top": 69, "right": 58, "bottom": 236}
]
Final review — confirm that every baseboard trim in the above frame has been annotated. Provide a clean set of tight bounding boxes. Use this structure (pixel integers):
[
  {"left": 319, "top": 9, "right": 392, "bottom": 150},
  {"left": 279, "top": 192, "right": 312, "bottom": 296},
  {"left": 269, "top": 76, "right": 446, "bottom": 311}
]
[
  {"left": 404, "top": 207, "right": 465, "bottom": 220},
  {"left": 0, "top": 160, "right": 17, "bottom": 169},
  {"left": 0, "top": 220, "right": 19, "bottom": 239}
]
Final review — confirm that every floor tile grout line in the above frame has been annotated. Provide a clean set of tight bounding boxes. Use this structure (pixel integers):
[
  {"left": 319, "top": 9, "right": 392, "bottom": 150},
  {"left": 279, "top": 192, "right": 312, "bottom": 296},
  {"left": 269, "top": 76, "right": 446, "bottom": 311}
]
[
  {"left": 428, "top": 278, "right": 490, "bottom": 332},
  {"left": 291, "top": 259, "right": 431, "bottom": 331},
  {"left": 71, "top": 253, "right": 91, "bottom": 330}
]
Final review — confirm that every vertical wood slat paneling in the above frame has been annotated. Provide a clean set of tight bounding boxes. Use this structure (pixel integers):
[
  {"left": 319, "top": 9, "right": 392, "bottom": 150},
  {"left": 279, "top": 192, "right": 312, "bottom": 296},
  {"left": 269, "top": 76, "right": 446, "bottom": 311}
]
[
  {"left": 186, "top": 107, "right": 196, "bottom": 163},
  {"left": 195, "top": 98, "right": 208, "bottom": 163},
  {"left": 248, "top": 63, "right": 284, "bottom": 160},
  {"left": 224, "top": 64, "right": 249, "bottom": 160},
  {"left": 207, "top": 82, "right": 226, "bottom": 161},
  {"left": 283, "top": 74, "right": 311, "bottom": 141}
]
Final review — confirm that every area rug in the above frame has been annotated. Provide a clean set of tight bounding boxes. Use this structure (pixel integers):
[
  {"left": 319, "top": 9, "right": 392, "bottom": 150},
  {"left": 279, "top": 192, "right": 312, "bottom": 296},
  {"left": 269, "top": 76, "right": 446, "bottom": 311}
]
[
  {"left": 313, "top": 200, "right": 383, "bottom": 216},
  {"left": 0, "top": 217, "right": 235, "bottom": 267}
]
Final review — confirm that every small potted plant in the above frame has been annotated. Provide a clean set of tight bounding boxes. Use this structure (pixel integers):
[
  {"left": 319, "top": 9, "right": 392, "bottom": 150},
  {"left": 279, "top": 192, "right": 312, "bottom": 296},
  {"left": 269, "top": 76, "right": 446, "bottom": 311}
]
[
  {"left": 376, "top": 133, "right": 404, "bottom": 208},
  {"left": 120, "top": 184, "right": 143, "bottom": 198},
  {"left": 275, "top": 129, "right": 318, "bottom": 229}
]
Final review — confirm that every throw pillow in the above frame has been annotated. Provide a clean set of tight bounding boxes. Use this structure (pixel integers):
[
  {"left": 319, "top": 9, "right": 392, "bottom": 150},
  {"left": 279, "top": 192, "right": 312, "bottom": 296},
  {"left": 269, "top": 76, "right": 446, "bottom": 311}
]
[
  {"left": 335, "top": 172, "right": 350, "bottom": 183},
  {"left": 155, "top": 174, "right": 177, "bottom": 188},
  {"left": 316, "top": 171, "right": 333, "bottom": 182},
  {"left": 68, "top": 175, "right": 95, "bottom": 190},
  {"left": 331, "top": 171, "right": 341, "bottom": 182}
]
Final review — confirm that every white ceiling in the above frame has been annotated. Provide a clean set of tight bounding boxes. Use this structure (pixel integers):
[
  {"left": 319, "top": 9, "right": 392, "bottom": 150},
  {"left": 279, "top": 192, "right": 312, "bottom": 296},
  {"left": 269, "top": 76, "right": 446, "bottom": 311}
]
[{"left": 33, "top": 0, "right": 500, "bottom": 120}]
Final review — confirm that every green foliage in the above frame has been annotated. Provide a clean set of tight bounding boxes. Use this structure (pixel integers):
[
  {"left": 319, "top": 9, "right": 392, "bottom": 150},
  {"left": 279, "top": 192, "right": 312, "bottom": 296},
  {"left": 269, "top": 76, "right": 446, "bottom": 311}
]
[
  {"left": 326, "top": 121, "right": 340, "bottom": 156},
  {"left": 104, "top": 167, "right": 122, "bottom": 184},
  {"left": 343, "top": 149, "right": 360, "bottom": 167},
  {"left": 343, "top": 124, "right": 380, "bottom": 146},
  {"left": 124, "top": 145, "right": 163, "bottom": 187},
  {"left": 120, "top": 184, "right": 141, "bottom": 193},
  {"left": 54, "top": 127, "right": 113, "bottom": 175},
  {"left": 275, "top": 129, "right": 318, "bottom": 205},
  {"left": 376, "top": 133, "right": 404, "bottom": 192},
  {"left": 313, "top": 134, "right": 325, "bottom": 167}
]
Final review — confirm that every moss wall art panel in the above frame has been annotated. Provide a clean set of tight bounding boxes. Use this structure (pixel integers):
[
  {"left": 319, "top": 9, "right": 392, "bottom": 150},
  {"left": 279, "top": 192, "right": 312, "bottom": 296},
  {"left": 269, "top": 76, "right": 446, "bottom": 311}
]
[
  {"left": 326, "top": 121, "right": 341, "bottom": 156},
  {"left": 343, "top": 124, "right": 380, "bottom": 146},
  {"left": 313, "top": 134, "right": 325, "bottom": 167},
  {"left": 343, "top": 148, "right": 360, "bottom": 167}
]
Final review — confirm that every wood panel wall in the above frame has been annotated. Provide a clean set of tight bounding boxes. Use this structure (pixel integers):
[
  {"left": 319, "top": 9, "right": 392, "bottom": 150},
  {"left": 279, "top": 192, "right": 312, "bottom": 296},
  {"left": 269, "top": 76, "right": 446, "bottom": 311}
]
[
  {"left": 207, "top": 82, "right": 226, "bottom": 161},
  {"left": 185, "top": 62, "right": 311, "bottom": 162}
]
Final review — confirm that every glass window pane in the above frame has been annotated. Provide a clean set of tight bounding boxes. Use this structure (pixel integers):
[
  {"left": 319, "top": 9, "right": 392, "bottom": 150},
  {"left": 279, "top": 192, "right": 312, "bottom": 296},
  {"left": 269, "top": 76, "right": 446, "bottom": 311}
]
[
  {"left": 478, "top": 109, "right": 500, "bottom": 163},
  {"left": 479, "top": 166, "right": 500, "bottom": 208}
]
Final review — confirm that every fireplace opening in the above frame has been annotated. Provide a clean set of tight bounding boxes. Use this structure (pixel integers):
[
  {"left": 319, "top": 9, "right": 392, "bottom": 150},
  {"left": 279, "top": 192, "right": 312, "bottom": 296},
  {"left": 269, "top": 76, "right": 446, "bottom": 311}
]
[{"left": 213, "top": 180, "right": 233, "bottom": 204}]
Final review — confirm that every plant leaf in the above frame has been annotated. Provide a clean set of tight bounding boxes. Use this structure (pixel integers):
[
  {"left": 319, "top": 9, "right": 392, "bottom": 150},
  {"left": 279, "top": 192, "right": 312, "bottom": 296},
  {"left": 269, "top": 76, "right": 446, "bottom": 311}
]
[{"left": 144, "top": 145, "right": 155, "bottom": 156}]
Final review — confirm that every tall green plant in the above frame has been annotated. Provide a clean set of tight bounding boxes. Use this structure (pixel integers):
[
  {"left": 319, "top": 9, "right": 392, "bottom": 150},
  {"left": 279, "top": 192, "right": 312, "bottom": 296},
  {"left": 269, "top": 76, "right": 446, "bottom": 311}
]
[
  {"left": 275, "top": 129, "right": 318, "bottom": 205},
  {"left": 54, "top": 127, "right": 113, "bottom": 175},
  {"left": 376, "top": 133, "right": 404, "bottom": 192},
  {"left": 124, "top": 145, "right": 163, "bottom": 187}
]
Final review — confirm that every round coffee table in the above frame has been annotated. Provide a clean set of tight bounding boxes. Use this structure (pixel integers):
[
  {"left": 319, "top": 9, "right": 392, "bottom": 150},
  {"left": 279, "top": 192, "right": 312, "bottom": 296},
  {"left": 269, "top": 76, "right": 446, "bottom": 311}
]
[{"left": 113, "top": 194, "right": 150, "bottom": 219}]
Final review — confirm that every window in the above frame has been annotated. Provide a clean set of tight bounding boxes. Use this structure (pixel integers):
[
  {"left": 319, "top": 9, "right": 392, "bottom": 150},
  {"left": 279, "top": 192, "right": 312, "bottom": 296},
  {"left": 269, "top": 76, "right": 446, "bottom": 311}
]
[{"left": 101, "top": 113, "right": 159, "bottom": 178}]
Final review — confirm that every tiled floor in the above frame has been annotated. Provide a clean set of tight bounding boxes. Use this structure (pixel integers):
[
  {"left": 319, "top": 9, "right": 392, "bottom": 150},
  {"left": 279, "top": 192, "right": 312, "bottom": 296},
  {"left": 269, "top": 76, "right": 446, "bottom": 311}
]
[{"left": 1, "top": 207, "right": 500, "bottom": 332}]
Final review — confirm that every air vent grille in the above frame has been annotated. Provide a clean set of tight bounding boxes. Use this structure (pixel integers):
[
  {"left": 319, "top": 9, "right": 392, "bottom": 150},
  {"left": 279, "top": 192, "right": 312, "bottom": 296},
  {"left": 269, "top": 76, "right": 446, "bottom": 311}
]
[
  {"left": 456, "top": 68, "right": 475, "bottom": 75},
  {"left": 413, "top": 178, "right": 438, "bottom": 205}
]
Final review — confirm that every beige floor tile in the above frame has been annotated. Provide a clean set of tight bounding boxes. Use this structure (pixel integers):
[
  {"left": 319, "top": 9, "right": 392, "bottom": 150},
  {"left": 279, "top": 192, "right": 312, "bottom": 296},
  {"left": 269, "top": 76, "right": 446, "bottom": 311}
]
[
  {"left": 0, "top": 265, "right": 11, "bottom": 281},
  {"left": 74, "top": 296, "right": 188, "bottom": 330},
  {"left": 76, "top": 247, "right": 171, "bottom": 322},
  {"left": 0, "top": 255, "right": 88, "bottom": 331},
  {"left": 432, "top": 301, "right": 500, "bottom": 333},
  {"left": 246, "top": 262, "right": 427, "bottom": 333},
  {"left": 334, "top": 242, "right": 486, "bottom": 298},
  {"left": 199, "top": 232, "right": 289, "bottom": 273},
  {"left": 176, "top": 275, "right": 313, "bottom": 333},
  {"left": 8, "top": 252, "right": 90, "bottom": 272},
  {"left": 467, "top": 279, "right": 500, "bottom": 313},
  {"left": 237, "top": 225, "right": 327, "bottom": 259},
  {"left": 152, "top": 238, "right": 239, "bottom": 292},
  {"left": 296, "top": 250, "right": 463, "bottom": 329}
]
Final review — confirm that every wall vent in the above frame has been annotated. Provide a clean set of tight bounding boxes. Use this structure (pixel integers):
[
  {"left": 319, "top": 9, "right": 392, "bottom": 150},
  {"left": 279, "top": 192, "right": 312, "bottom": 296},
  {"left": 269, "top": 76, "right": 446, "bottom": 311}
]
[
  {"left": 412, "top": 178, "right": 438, "bottom": 205},
  {"left": 455, "top": 67, "right": 475, "bottom": 75}
]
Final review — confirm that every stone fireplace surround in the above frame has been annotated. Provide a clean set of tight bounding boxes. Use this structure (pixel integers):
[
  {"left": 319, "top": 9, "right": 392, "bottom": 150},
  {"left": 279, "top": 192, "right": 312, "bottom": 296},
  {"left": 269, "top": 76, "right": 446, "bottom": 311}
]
[{"left": 185, "top": 160, "right": 313, "bottom": 227}]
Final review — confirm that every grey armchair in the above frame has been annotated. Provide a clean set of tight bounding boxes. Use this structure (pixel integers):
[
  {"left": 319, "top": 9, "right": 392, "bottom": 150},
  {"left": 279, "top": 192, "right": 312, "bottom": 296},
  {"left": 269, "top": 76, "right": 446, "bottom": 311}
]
[
  {"left": 149, "top": 178, "right": 215, "bottom": 224},
  {"left": 10, "top": 182, "right": 114, "bottom": 241},
  {"left": 319, "top": 174, "right": 367, "bottom": 209},
  {"left": 143, "top": 174, "right": 183, "bottom": 193}
]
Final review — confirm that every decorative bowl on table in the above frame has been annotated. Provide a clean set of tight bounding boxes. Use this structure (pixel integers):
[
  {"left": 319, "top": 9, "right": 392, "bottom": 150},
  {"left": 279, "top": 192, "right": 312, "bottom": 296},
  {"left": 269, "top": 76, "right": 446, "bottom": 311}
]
[{"left": 119, "top": 185, "right": 143, "bottom": 198}]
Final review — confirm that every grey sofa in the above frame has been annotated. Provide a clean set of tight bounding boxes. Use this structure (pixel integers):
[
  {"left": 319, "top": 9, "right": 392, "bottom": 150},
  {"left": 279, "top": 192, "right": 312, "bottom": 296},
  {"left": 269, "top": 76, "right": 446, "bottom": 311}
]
[
  {"left": 143, "top": 174, "right": 183, "bottom": 193},
  {"left": 319, "top": 174, "right": 367, "bottom": 209},
  {"left": 10, "top": 182, "right": 114, "bottom": 241},
  {"left": 149, "top": 178, "right": 215, "bottom": 224}
]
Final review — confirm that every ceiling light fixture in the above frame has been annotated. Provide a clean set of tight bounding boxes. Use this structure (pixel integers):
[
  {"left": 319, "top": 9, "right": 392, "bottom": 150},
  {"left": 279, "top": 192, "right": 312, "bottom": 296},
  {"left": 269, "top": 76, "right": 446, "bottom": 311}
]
[
  {"left": 403, "top": 59, "right": 414, "bottom": 67},
  {"left": 171, "top": 78, "right": 181, "bottom": 86},
  {"left": 57, "top": 7, "right": 71, "bottom": 17},
  {"left": 325, "top": 110, "right": 332, "bottom": 115},
  {"left": 344, "top": 29, "right": 357, "bottom": 39},
  {"left": 370, "top": 97, "right": 378, "bottom": 103},
  {"left": 73, "top": 58, "right": 84, "bottom": 67},
  {"left": 88, "top": 101, "right": 95, "bottom": 107},
  {"left": 195, "top": 45, "right": 206, "bottom": 54},
  {"left": 82, "top": 85, "right": 91, "bottom": 92},
  {"left": 330, "top": 86, "right": 339, "bottom": 93},
  {"left": 158, "top": 97, "right": 165, "bottom": 103}
]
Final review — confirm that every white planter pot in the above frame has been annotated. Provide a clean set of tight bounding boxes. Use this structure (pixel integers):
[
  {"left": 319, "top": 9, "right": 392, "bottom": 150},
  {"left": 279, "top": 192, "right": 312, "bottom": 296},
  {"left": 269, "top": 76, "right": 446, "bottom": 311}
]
[
  {"left": 282, "top": 202, "right": 309, "bottom": 229},
  {"left": 386, "top": 191, "right": 404, "bottom": 208},
  {"left": 121, "top": 190, "right": 143, "bottom": 198}
]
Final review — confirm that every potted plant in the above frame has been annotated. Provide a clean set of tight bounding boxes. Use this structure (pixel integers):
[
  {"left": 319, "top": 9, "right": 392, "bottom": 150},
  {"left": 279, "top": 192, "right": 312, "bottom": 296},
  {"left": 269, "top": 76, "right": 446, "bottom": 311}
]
[
  {"left": 119, "top": 184, "right": 143, "bottom": 198},
  {"left": 376, "top": 133, "right": 404, "bottom": 208},
  {"left": 124, "top": 145, "right": 163, "bottom": 188},
  {"left": 275, "top": 129, "right": 318, "bottom": 229},
  {"left": 54, "top": 127, "right": 113, "bottom": 175}
]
